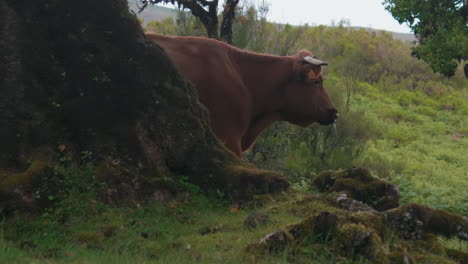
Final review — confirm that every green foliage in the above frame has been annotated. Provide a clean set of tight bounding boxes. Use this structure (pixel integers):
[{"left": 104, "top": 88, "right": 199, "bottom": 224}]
[
  {"left": 383, "top": 0, "right": 468, "bottom": 77},
  {"left": 232, "top": 3, "right": 307, "bottom": 55},
  {"left": 38, "top": 163, "right": 101, "bottom": 220},
  {"left": 146, "top": 17, "right": 176, "bottom": 35},
  {"left": 145, "top": 10, "right": 204, "bottom": 36}
]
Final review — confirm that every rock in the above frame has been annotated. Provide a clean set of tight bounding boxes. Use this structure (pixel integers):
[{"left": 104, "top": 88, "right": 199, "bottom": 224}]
[
  {"left": 247, "top": 229, "right": 292, "bottom": 253},
  {"left": 335, "top": 193, "right": 379, "bottom": 214},
  {"left": 286, "top": 216, "right": 315, "bottom": 242},
  {"left": 312, "top": 167, "right": 400, "bottom": 211},
  {"left": 225, "top": 165, "right": 289, "bottom": 200},
  {"left": 198, "top": 225, "right": 223, "bottom": 235},
  {"left": 337, "top": 223, "right": 387, "bottom": 263},
  {"left": 312, "top": 211, "right": 339, "bottom": 239},
  {"left": 383, "top": 203, "right": 468, "bottom": 240},
  {"left": 247, "top": 205, "right": 468, "bottom": 264},
  {"left": 244, "top": 212, "right": 269, "bottom": 230},
  {"left": 445, "top": 248, "right": 468, "bottom": 264}
]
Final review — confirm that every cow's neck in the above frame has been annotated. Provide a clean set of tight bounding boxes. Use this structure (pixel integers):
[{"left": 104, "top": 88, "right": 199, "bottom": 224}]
[
  {"left": 231, "top": 50, "right": 294, "bottom": 119},
  {"left": 231, "top": 50, "right": 295, "bottom": 149}
]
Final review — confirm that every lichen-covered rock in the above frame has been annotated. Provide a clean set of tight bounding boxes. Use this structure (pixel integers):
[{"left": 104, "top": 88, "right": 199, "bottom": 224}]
[
  {"left": 383, "top": 203, "right": 468, "bottom": 241},
  {"left": 335, "top": 193, "right": 379, "bottom": 214},
  {"left": 247, "top": 200, "right": 468, "bottom": 264},
  {"left": 247, "top": 229, "right": 293, "bottom": 253},
  {"left": 244, "top": 212, "right": 269, "bottom": 230},
  {"left": 312, "top": 167, "right": 399, "bottom": 211},
  {"left": 384, "top": 205, "right": 425, "bottom": 240}
]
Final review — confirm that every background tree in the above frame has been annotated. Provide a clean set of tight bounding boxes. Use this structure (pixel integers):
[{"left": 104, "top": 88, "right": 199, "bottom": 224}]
[
  {"left": 139, "top": 0, "right": 240, "bottom": 43},
  {"left": 383, "top": 0, "right": 468, "bottom": 77}
]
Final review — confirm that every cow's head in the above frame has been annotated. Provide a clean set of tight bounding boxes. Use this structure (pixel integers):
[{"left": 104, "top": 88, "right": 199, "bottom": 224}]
[{"left": 282, "top": 50, "right": 338, "bottom": 127}]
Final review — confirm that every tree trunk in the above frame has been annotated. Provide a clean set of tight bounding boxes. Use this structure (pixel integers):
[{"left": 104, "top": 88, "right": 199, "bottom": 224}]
[
  {"left": 220, "top": 0, "right": 239, "bottom": 44},
  {"left": 203, "top": 17, "right": 219, "bottom": 39},
  {"left": 0, "top": 0, "right": 287, "bottom": 214}
]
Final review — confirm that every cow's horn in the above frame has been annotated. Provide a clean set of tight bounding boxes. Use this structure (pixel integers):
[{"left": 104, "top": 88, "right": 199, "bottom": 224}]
[{"left": 303, "top": 56, "right": 328, "bottom": 66}]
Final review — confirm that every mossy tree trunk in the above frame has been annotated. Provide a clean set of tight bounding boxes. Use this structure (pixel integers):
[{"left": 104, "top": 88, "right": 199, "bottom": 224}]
[{"left": 0, "top": 0, "right": 287, "bottom": 213}]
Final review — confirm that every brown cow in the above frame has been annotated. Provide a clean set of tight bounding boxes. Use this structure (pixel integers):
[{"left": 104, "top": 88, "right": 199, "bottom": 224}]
[{"left": 147, "top": 33, "right": 338, "bottom": 157}]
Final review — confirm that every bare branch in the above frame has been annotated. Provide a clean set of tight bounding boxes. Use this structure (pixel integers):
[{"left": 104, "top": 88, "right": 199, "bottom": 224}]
[
  {"left": 140, "top": 0, "right": 239, "bottom": 41},
  {"left": 137, "top": 0, "right": 148, "bottom": 13}
]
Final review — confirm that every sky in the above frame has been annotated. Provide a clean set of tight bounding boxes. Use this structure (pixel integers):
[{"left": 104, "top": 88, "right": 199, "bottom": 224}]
[
  {"left": 150, "top": 0, "right": 413, "bottom": 34},
  {"left": 252, "top": 0, "right": 412, "bottom": 33}
]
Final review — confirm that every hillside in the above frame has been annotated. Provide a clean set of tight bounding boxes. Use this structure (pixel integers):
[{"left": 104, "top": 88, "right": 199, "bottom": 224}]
[
  {"left": 127, "top": 1, "right": 176, "bottom": 25},
  {"left": 353, "top": 27, "right": 416, "bottom": 42}
]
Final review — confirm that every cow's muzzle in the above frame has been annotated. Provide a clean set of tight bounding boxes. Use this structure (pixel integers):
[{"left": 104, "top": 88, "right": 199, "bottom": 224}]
[{"left": 319, "top": 108, "right": 339, "bottom": 125}]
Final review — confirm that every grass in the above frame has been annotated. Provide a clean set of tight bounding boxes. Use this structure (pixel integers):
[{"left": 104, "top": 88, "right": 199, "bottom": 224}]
[
  {"left": 0, "top": 190, "right": 348, "bottom": 264},
  {"left": 2, "top": 184, "right": 467, "bottom": 264},
  {"left": 352, "top": 83, "right": 468, "bottom": 216}
]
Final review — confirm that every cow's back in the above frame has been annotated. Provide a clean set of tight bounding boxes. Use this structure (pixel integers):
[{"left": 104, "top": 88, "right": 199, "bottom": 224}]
[
  {"left": 146, "top": 33, "right": 252, "bottom": 153},
  {"left": 147, "top": 34, "right": 233, "bottom": 88}
]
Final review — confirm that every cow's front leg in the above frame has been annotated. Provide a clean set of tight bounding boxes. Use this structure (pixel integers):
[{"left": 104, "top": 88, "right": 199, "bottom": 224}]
[{"left": 223, "top": 137, "right": 243, "bottom": 158}]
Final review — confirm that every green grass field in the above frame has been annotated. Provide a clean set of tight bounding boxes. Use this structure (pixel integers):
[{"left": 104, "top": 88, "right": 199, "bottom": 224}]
[{"left": 352, "top": 80, "right": 468, "bottom": 216}]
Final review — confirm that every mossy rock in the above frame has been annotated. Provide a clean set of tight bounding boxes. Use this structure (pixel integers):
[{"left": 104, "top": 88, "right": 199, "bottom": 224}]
[
  {"left": 445, "top": 248, "right": 468, "bottom": 264},
  {"left": 0, "top": 150, "right": 54, "bottom": 215},
  {"left": 246, "top": 229, "right": 293, "bottom": 254},
  {"left": 384, "top": 203, "right": 468, "bottom": 241},
  {"left": 337, "top": 223, "right": 388, "bottom": 264},
  {"left": 346, "top": 211, "right": 385, "bottom": 238},
  {"left": 244, "top": 212, "right": 269, "bottom": 230},
  {"left": 312, "top": 167, "right": 399, "bottom": 211},
  {"left": 223, "top": 164, "right": 289, "bottom": 200},
  {"left": 412, "top": 233, "right": 445, "bottom": 255},
  {"left": 0, "top": 150, "right": 52, "bottom": 192},
  {"left": 247, "top": 204, "right": 467, "bottom": 264},
  {"left": 335, "top": 193, "right": 379, "bottom": 214}
]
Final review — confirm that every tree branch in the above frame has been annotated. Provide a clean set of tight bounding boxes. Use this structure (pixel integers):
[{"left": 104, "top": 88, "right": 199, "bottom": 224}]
[{"left": 140, "top": 0, "right": 219, "bottom": 38}]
